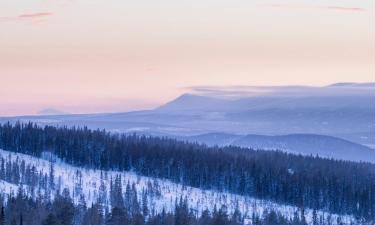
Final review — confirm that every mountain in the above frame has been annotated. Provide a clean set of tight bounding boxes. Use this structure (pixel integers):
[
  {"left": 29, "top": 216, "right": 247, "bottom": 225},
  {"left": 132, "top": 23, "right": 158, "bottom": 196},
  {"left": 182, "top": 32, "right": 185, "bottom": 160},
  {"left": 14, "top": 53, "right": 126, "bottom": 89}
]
[
  {"left": 232, "top": 134, "right": 375, "bottom": 162},
  {"left": 182, "top": 133, "right": 375, "bottom": 163},
  {"left": 156, "top": 93, "right": 227, "bottom": 112},
  {"left": 152, "top": 84, "right": 375, "bottom": 147},
  {"left": 2, "top": 83, "right": 375, "bottom": 154}
]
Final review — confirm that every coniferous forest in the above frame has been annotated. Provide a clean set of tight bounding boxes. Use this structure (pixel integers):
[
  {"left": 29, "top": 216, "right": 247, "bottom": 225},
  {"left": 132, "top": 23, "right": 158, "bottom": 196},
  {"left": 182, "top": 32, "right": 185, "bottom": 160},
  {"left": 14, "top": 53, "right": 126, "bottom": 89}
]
[
  {"left": 0, "top": 122, "right": 375, "bottom": 224},
  {"left": 1, "top": 188, "right": 357, "bottom": 225}
]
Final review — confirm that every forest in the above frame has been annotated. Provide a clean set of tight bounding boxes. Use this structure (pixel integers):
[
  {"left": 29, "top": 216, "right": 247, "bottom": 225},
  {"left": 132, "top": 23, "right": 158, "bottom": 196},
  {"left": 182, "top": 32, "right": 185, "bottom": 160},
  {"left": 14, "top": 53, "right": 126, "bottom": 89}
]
[
  {"left": 0, "top": 187, "right": 361, "bottom": 225},
  {"left": 0, "top": 122, "right": 374, "bottom": 221}
]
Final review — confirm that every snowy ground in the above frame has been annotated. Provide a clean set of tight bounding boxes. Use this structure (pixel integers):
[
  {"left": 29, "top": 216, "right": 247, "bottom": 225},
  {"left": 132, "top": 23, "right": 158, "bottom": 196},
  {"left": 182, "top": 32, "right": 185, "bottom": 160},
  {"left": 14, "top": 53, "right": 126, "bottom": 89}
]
[{"left": 0, "top": 149, "right": 355, "bottom": 224}]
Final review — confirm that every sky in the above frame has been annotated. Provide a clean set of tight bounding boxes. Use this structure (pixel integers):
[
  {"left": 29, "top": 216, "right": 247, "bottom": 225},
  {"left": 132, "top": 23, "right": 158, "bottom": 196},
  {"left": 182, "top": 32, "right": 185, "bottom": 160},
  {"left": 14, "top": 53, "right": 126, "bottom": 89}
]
[{"left": 1, "top": 0, "right": 375, "bottom": 116}]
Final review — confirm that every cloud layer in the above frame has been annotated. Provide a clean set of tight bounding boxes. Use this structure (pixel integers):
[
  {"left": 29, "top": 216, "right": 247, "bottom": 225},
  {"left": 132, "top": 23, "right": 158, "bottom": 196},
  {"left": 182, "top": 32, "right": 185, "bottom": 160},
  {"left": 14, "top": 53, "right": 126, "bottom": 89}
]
[{"left": 189, "top": 83, "right": 375, "bottom": 99}]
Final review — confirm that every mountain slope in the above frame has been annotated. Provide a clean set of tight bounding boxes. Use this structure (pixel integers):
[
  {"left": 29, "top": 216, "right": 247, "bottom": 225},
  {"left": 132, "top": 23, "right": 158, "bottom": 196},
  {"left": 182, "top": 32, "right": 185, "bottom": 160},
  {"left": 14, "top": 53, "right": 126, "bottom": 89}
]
[
  {"left": 0, "top": 148, "right": 353, "bottom": 224},
  {"left": 156, "top": 94, "right": 227, "bottom": 112},
  {"left": 233, "top": 134, "right": 375, "bottom": 162},
  {"left": 182, "top": 133, "right": 375, "bottom": 163}
]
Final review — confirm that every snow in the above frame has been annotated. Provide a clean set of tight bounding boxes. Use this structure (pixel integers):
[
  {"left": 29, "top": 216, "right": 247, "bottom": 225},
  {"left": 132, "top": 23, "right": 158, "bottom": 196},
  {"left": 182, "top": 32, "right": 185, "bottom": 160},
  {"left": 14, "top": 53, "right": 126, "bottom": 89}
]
[
  {"left": 0, "top": 149, "right": 354, "bottom": 224},
  {"left": 0, "top": 180, "right": 18, "bottom": 198}
]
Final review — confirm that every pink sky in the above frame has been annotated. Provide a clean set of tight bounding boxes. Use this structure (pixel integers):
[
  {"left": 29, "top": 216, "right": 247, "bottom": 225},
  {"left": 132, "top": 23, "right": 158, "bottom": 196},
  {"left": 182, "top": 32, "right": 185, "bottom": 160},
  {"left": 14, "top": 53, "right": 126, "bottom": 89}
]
[{"left": 1, "top": 0, "right": 375, "bottom": 116}]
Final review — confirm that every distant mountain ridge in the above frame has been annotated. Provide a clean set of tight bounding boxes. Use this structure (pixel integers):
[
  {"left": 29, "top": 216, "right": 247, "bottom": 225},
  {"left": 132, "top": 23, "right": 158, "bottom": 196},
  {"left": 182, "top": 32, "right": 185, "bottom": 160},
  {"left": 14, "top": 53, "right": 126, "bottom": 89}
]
[
  {"left": 2, "top": 83, "right": 375, "bottom": 161},
  {"left": 181, "top": 133, "right": 375, "bottom": 163},
  {"left": 156, "top": 94, "right": 227, "bottom": 112}
]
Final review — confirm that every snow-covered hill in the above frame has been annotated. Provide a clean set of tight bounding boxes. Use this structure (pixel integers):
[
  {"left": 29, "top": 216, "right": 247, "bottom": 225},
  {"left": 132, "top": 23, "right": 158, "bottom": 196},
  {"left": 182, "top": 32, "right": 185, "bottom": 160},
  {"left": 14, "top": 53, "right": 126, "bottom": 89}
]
[{"left": 0, "top": 149, "right": 354, "bottom": 224}]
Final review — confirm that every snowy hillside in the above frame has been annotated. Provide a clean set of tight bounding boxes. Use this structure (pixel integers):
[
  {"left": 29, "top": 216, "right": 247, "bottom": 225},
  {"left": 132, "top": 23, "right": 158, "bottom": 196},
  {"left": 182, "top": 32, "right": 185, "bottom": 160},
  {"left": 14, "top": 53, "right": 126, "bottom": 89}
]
[{"left": 0, "top": 149, "right": 354, "bottom": 224}]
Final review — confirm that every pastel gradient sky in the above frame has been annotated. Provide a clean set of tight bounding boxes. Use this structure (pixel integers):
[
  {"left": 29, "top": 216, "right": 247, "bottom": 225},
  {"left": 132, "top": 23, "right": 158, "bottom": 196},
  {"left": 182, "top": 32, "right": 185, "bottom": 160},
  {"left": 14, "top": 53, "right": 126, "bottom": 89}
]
[{"left": 1, "top": 0, "right": 375, "bottom": 116}]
